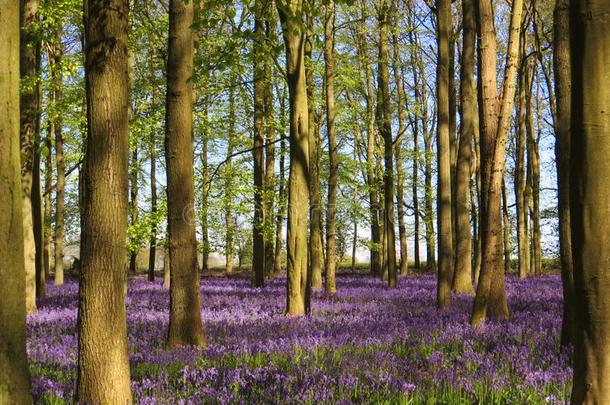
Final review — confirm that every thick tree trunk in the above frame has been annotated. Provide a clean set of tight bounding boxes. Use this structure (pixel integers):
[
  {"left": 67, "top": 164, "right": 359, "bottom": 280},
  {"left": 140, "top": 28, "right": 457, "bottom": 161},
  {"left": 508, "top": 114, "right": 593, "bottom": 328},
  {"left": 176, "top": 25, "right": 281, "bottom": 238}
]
[
  {"left": 0, "top": 3, "right": 33, "bottom": 399},
  {"left": 20, "top": 0, "right": 40, "bottom": 313},
  {"left": 164, "top": 0, "right": 205, "bottom": 347},
  {"left": 377, "top": 0, "right": 397, "bottom": 288},
  {"left": 452, "top": 0, "right": 475, "bottom": 295},
  {"left": 436, "top": 0, "right": 454, "bottom": 307},
  {"left": 553, "top": 0, "right": 574, "bottom": 348},
  {"left": 76, "top": 0, "right": 133, "bottom": 400},
  {"left": 470, "top": 0, "right": 523, "bottom": 324},
  {"left": 324, "top": 0, "right": 337, "bottom": 295},
  {"left": 569, "top": 0, "right": 610, "bottom": 401},
  {"left": 252, "top": 0, "right": 266, "bottom": 287},
  {"left": 277, "top": 0, "right": 311, "bottom": 315}
]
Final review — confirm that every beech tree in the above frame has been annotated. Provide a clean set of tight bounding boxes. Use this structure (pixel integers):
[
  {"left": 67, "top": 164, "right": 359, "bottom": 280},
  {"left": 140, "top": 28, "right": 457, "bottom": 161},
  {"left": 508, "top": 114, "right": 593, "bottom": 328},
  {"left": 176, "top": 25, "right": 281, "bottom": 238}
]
[
  {"left": 277, "top": 0, "right": 311, "bottom": 315},
  {"left": 164, "top": 0, "right": 205, "bottom": 347},
  {"left": 0, "top": 0, "right": 33, "bottom": 400},
  {"left": 76, "top": 0, "right": 133, "bottom": 400},
  {"left": 569, "top": 0, "right": 610, "bottom": 400}
]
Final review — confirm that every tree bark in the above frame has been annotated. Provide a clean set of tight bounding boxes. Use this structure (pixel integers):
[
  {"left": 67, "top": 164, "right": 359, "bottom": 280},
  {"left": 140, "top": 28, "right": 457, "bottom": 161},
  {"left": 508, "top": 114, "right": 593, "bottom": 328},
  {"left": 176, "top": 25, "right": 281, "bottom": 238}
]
[
  {"left": 324, "top": 0, "right": 337, "bottom": 295},
  {"left": 252, "top": 0, "right": 266, "bottom": 286},
  {"left": 452, "top": 0, "right": 475, "bottom": 295},
  {"left": 148, "top": 46, "right": 158, "bottom": 281},
  {"left": 502, "top": 178, "right": 511, "bottom": 275},
  {"left": 76, "top": 0, "right": 133, "bottom": 400},
  {"left": 274, "top": 91, "right": 288, "bottom": 275},
  {"left": 391, "top": 4, "right": 408, "bottom": 277},
  {"left": 224, "top": 75, "right": 235, "bottom": 274},
  {"left": 0, "top": 2, "right": 33, "bottom": 399},
  {"left": 553, "top": 0, "right": 574, "bottom": 348},
  {"left": 436, "top": 0, "right": 454, "bottom": 308},
  {"left": 527, "top": 84, "right": 541, "bottom": 275},
  {"left": 277, "top": 0, "right": 311, "bottom": 315},
  {"left": 470, "top": 0, "right": 523, "bottom": 324},
  {"left": 569, "top": 0, "right": 610, "bottom": 400},
  {"left": 164, "top": 0, "right": 205, "bottom": 347},
  {"left": 377, "top": 0, "right": 397, "bottom": 288},
  {"left": 20, "top": 0, "right": 40, "bottom": 313}
]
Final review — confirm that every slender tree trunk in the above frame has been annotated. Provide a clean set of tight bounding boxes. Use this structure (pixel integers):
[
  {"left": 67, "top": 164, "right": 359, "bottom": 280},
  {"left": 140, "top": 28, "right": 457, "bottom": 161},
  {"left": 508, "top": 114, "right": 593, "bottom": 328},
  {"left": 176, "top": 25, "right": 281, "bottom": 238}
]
[
  {"left": 305, "top": 13, "right": 324, "bottom": 291},
  {"left": 20, "top": 0, "right": 40, "bottom": 313},
  {"left": 224, "top": 76, "right": 235, "bottom": 274},
  {"left": 569, "top": 0, "right": 610, "bottom": 401},
  {"left": 148, "top": 47, "right": 158, "bottom": 282},
  {"left": 553, "top": 0, "right": 574, "bottom": 348},
  {"left": 377, "top": 0, "right": 397, "bottom": 288},
  {"left": 263, "top": 41, "right": 276, "bottom": 278},
  {"left": 164, "top": 0, "right": 205, "bottom": 347},
  {"left": 0, "top": 3, "right": 33, "bottom": 399},
  {"left": 324, "top": 0, "right": 337, "bottom": 295},
  {"left": 452, "top": 0, "right": 475, "bottom": 295},
  {"left": 528, "top": 86, "right": 542, "bottom": 275},
  {"left": 43, "top": 120, "right": 53, "bottom": 281},
  {"left": 436, "top": 0, "right": 454, "bottom": 308},
  {"left": 277, "top": 0, "right": 311, "bottom": 315},
  {"left": 391, "top": 7, "right": 408, "bottom": 277},
  {"left": 274, "top": 120, "right": 287, "bottom": 275},
  {"left": 515, "top": 44, "right": 531, "bottom": 279},
  {"left": 33, "top": 40, "right": 44, "bottom": 299},
  {"left": 252, "top": 0, "right": 267, "bottom": 286},
  {"left": 163, "top": 246, "right": 170, "bottom": 289},
  {"left": 502, "top": 178, "right": 511, "bottom": 274},
  {"left": 470, "top": 0, "right": 523, "bottom": 324},
  {"left": 76, "top": 0, "right": 133, "bottom": 400},
  {"left": 129, "top": 144, "right": 139, "bottom": 274}
]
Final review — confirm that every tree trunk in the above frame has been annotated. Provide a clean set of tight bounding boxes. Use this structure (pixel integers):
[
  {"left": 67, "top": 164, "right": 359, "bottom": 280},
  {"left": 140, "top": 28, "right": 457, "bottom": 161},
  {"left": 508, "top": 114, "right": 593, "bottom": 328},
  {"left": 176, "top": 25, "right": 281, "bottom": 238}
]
[
  {"left": 391, "top": 5, "right": 408, "bottom": 277},
  {"left": 148, "top": 46, "right": 158, "bottom": 282},
  {"left": 224, "top": 76, "right": 235, "bottom": 274},
  {"left": 515, "top": 43, "right": 531, "bottom": 279},
  {"left": 277, "top": 0, "right": 311, "bottom": 315},
  {"left": 263, "top": 43, "right": 276, "bottom": 278},
  {"left": 76, "top": 0, "right": 133, "bottom": 400},
  {"left": 436, "top": 0, "right": 454, "bottom": 308},
  {"left": 252, "top": 0, "right": 266, "bottom": 287},
  {"left": 129, "top": 143, "right": 139, "bottom": 274},
  {"left": 324, "top": 0, "right": 337, "bottom": 295},
  {"left": 553, "top": 0, "right": 574, "bottom": 348},
  {"left": 527, "top": 85, "right": 541, "bottom": 275},
  {"left": 32, "top": 38, "right": 44, "bottom": 299},
  {"left": 0, "top": 3, "right": 33, "bottom": 399},
  {"left": 377, "top": 0, "right": 397, "bottom": 288},
  {"left": 274, "top": 91, "right": 288, "bottom": 275},
  {"left": 20, "top": 0, "right": 40, "bottom": 313},
  {"left": 502, "top": 178, "right": 511, "bottom": 275},
  {"left": 452, "top": 0, "right": 475, "bottom": 295},
  {"left": 569, "top": 0, "right": 610, "bottom": 401},
  {"left": 470, "top": 0, "right": 523, "bottom": 324},
  {"left": 305, "top": 13, "right": 324, "bottom": 291},
  {"left": 43, "top": 119, "right": 53, "bottom": 281},
  {"left": 164, "top": 0, "right": 205, "bottom": 347},
  {"left": 163, "top": 246, "right": 170, "bottom": 289}
]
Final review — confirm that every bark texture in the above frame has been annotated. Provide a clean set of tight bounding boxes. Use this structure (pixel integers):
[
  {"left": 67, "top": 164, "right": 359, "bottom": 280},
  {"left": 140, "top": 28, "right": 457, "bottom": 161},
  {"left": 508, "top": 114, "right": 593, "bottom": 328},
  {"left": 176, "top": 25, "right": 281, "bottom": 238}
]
[
  {"left": 0, "top": 2, "right": 33, "bottom": 400},
  {"left": 569, "top": 0, "right": 610, "bottom": 401},
  {"left": 76, "top": 0, "right": 133, "bottom": 400},
  {"left": 164, "top": 0, "right": 205, "bottom": 347}
]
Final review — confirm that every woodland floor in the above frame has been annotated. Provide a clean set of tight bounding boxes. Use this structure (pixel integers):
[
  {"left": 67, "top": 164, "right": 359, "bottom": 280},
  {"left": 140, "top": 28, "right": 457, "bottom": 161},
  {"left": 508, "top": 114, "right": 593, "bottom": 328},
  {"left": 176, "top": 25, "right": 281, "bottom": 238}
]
[{"left": 29, "top": 272, "right": 570, "bottom": 404}]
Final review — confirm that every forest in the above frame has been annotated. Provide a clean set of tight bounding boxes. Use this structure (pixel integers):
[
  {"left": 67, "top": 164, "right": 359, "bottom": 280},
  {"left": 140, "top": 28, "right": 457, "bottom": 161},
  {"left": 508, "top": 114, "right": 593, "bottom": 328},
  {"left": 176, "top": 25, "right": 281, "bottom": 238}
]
[{"left": 0, "top": 0, "right": 608, "bottom": 402}]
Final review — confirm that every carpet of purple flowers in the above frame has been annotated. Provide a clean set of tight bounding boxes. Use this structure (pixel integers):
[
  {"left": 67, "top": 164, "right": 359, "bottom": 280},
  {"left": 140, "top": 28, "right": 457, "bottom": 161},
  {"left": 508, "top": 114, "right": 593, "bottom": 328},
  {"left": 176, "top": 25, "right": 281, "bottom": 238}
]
[{"left": 28, "top": 274, "right": 571, "bottom": 404}]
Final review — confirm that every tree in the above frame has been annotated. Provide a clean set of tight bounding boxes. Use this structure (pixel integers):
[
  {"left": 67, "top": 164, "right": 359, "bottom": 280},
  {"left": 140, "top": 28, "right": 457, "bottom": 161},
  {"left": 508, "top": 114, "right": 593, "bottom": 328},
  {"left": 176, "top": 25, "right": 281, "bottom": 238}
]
[
  {"left": 452, "top": 0, "right": 475, "bottom": 295},
  {"left": 0, "top": 0, "right": 33, "bottom": 399},
  {"left": 277, "top": 0, "right": 311, "bottom": 315},
  {"left": 252, "top": 0, "right": 267, "bottom": 287},
  {"left": 377, "top": 0, "right": 397, "bottom": 288},
  {"left": 436, "top": 0, "right": 454, "bottom": 308},
  {"left": 164, "top": 0, "right": 206, "bottom": 347},
  {"left": 569, "top": 0, "right": 610, "bottom": 400},
  {"left": 470, "top": 0, "right": 524, "bottom": 324},
  {"left": 324, "top": 0, "right": 338, "bottom": 295},
  {"left": 76, "top": 0, "right": 133, "bottom": 400},
  {"left": 553, "top": 0, "right": 574, "bottom": 348},
  {"left": 20, "top": 0, "right": 40, "bottom": 313}
]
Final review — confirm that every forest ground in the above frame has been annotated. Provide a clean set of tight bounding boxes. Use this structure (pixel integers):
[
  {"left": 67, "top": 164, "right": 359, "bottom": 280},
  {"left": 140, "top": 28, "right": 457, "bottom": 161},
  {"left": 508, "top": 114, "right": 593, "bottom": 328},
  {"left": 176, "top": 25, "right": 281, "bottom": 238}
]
[{"left": 29, "top": 269, "right": 570, "bottom": 404}]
